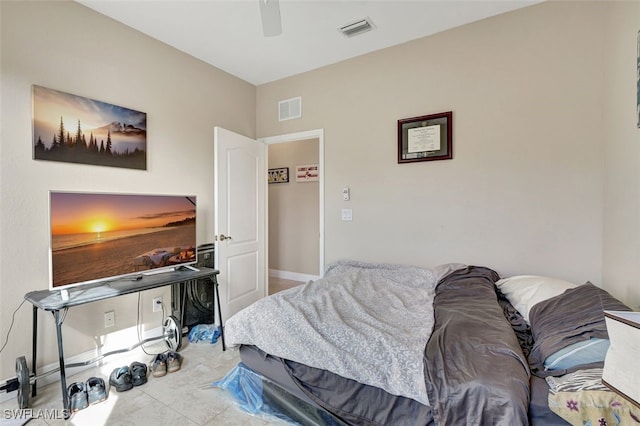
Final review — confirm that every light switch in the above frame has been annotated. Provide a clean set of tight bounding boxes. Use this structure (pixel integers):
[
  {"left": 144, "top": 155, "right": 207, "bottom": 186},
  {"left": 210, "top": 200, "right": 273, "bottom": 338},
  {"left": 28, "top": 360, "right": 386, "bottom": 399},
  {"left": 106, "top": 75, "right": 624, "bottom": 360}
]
[
  {"left": 342, "top": 187, "right": 350, "bottom": 201},
  {"left": 341, "top": 209, "right": 353, "bottom": 221}
]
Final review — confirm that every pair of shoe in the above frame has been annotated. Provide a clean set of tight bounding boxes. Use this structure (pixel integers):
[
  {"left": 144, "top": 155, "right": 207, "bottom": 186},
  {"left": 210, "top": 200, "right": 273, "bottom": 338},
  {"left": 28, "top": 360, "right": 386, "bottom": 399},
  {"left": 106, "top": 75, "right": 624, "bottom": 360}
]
[
  {"left": 108, "top": 362, "right": 148, "bottom": 392},
  {"left": 68, "top": 377, "right": 107, "bottom": 412},
  {"left": 150, "top": 351, "right": 182, "bottom": 377}
]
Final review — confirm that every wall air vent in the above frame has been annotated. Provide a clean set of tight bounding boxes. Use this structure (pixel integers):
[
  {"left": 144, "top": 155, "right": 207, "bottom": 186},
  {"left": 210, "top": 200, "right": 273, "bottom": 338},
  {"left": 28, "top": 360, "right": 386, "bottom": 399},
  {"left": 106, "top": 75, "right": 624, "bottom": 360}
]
[
  {"left": 339, "top": 17, "right": 375, "bottom": 38},
  {"left": 278, "top": 96, "right": 302, "bottom": 121}
]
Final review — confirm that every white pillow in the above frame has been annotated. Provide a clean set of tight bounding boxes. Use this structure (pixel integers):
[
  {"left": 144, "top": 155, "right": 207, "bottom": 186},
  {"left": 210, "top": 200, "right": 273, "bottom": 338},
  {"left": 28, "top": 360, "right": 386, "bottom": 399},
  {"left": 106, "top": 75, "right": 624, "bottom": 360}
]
[{"left": 496, "top": 275, "right": 578, "bottom": 323}]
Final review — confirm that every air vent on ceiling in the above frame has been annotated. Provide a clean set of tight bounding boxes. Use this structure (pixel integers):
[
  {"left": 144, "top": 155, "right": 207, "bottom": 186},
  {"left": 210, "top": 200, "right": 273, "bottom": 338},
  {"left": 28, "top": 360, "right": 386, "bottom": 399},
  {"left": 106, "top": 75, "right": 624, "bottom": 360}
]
[
  {"left": 279, "top": 96, "right": 302, "bottom": 121},
  {"left": 339, "top": 17, "right": 375, "bottom": 38}
]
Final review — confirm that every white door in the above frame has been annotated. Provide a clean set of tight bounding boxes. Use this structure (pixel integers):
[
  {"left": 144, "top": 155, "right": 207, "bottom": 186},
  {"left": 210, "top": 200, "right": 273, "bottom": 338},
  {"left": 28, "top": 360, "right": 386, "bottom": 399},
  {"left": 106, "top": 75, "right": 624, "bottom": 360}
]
[{"left": 214, "top": 127, "right": 266, "bottom": 321}]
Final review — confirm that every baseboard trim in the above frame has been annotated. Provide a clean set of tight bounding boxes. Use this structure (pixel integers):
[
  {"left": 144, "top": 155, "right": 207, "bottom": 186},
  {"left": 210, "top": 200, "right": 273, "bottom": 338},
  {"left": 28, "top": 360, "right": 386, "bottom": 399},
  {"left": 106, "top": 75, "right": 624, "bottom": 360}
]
[
  {"left": 0, "top": 326, "right": 163, "bottom": 404},
  {"left": 269, "top": 269, "right": 319, "bottom": 283}
]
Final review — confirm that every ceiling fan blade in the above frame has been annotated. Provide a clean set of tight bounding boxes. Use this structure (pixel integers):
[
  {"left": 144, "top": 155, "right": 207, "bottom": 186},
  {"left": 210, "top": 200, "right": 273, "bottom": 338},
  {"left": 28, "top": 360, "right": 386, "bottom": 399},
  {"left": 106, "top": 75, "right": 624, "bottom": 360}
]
[{"left": 259, "top": 0, "right": 282, "bottom": 37}]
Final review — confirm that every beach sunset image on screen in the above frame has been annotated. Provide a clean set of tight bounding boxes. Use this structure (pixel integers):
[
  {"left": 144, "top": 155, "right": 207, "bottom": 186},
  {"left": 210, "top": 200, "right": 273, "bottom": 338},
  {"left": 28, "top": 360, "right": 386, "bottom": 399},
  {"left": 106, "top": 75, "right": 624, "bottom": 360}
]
[{"left": 49, "top": 192, "right": 196, "bottom": 289}]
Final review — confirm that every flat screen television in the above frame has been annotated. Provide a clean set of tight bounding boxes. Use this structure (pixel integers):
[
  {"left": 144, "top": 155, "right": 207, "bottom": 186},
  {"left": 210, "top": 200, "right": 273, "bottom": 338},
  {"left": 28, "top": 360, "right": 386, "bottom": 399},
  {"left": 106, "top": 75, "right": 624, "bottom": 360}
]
[{"left": 49, "top": 191, "right": 197, "bottom": 294}]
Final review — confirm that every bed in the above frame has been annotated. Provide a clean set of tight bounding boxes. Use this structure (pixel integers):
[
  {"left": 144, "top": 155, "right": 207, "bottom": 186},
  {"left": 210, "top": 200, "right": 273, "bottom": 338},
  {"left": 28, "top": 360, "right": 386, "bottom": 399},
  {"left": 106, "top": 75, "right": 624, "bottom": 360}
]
[{"left": 222, "top": 260, "right": 634, "bottom": 425}]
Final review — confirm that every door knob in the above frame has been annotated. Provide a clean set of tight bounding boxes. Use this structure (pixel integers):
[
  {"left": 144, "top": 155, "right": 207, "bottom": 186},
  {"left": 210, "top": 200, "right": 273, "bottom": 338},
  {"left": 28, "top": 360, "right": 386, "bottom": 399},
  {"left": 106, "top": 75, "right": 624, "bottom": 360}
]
[{"left": 218, "top": 234, "right": 232, "bottom": 241}]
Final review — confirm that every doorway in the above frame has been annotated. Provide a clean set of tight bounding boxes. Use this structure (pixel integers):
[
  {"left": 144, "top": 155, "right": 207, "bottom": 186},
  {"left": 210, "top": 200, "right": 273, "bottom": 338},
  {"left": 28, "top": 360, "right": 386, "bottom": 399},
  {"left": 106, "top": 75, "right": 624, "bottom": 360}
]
[{"left": 259, "top": 129, "right": 324, "bottom": 294}]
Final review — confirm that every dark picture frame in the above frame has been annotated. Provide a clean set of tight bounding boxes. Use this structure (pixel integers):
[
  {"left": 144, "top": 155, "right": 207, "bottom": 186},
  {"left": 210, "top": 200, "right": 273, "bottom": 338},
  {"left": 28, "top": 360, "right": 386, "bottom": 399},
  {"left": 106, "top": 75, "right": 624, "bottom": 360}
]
[
  {"left": 268, "top": 167, "right": 289, "bottom": 184},
  {"left": 398, "top": 111, "right": 452, "bottom": 163}
]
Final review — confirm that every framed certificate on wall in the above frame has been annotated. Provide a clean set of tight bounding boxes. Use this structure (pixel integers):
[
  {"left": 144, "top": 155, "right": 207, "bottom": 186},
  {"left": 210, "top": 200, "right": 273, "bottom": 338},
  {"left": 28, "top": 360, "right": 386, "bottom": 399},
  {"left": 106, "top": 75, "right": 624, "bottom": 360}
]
[{"left": 398, "top": 111, "right": 452, "bottom": 163}]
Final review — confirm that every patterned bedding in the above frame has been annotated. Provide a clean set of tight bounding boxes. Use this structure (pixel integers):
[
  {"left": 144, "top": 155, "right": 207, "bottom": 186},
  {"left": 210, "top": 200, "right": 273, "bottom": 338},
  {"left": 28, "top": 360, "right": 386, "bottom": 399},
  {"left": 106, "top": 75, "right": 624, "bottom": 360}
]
[
  {"left": 225, "top": 260, "right": 437, "bottom": 405},
  {"left": 545, "top": 368, "right": 640, "bottom": 425}
]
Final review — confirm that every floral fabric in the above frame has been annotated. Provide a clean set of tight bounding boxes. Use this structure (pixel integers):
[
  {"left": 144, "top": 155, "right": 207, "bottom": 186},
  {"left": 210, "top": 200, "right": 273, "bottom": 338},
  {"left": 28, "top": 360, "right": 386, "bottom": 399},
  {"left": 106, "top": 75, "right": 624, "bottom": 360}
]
[{"left": 549, "top": 390, "right": 640, "bottom": 426}]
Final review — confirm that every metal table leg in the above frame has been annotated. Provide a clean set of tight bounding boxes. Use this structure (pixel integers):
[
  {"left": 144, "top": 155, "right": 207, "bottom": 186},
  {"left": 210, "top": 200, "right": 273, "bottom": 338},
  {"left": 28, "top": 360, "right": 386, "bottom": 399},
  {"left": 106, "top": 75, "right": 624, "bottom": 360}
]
[
  {"left": 31, "top": 305, "right": 38, "bottom": 398},
  {"left": 52, "top": 309, "right": 70, "bottom": 418},
  {"left": 212, "top": 275, "right": 226, "bottom": 351}
]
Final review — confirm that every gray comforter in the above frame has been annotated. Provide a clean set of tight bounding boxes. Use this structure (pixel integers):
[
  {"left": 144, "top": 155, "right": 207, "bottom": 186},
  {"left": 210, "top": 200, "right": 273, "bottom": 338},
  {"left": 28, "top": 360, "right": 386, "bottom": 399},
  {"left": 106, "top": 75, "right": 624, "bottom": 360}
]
[{"left": 424, "top": 266, "right": 530, "bottom": 425}]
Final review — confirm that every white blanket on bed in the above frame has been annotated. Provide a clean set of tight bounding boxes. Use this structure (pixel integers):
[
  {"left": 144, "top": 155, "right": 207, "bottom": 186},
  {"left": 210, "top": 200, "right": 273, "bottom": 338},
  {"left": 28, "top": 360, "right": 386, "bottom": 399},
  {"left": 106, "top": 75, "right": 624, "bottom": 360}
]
[{"left": 224, "top": 260, "right": 436, "bottom": 406}]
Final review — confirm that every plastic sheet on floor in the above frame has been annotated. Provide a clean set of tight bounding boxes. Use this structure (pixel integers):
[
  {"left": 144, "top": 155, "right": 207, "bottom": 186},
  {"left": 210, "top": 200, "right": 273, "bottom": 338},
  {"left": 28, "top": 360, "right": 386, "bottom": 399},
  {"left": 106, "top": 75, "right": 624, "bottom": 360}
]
[
  {"left": 210, "top": 362, "right": 298, "bottom": 424},
  {"left": 210, "top": 362, "right": 345, "bottom": 426}
]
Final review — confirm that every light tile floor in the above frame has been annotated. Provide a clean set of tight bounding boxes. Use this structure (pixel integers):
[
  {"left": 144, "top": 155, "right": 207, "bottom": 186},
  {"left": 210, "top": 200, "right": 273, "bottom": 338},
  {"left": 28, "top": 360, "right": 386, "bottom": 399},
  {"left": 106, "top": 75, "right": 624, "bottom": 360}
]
[
  {"left": 1, "top": 340, "right": 293, "bottom": 425},
  {"left": 2, "top": 279, "right": 304, "bottom": 426}
]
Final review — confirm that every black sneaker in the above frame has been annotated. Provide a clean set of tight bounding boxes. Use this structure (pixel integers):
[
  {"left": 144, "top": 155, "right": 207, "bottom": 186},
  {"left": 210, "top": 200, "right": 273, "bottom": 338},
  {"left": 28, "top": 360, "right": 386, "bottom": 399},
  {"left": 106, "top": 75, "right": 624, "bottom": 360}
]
[
  {"left": 130, "top": 361, "right": 148, "bottom": 386},
  {"left": 166, "top": 351, "right": 182, "bottom": 373},
  {"left": 150, "top": 353, "right": 167, "bottom": 377},
  {"left": 109, "top": 366, "right": 133, "bottom": 392},
  {"left": 86, "top": 377, "right": 107, "bottom": 405},
  {"left": 67, "top": 381, "right": 88, "bottom": 412}
]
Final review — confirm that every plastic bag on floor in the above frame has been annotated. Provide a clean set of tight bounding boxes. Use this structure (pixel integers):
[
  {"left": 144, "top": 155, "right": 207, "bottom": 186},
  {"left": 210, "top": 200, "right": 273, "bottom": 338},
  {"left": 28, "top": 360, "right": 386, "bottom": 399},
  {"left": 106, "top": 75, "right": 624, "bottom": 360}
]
[
  {"left": 210, "top": 362, "right": 298, "bottom": 424},
  {"left": 188, "top": 324, "right": 221, "bottom": 343}
]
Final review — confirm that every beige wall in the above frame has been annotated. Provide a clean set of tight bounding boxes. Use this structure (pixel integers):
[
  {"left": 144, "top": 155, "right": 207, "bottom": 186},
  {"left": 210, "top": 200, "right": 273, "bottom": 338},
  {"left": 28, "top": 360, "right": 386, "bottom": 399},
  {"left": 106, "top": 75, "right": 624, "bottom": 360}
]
[
  {"left": 257, "top": 2, "right": 613, "bottom": 288},
  {"left": 602, "top": 1, "right": 640, "bottom": 306},
  {"left": 268, "top": 139, "right": 320, "bottom": 276},
  {"left": 0, "top": 1, "right": 255, "bottom": 378}
]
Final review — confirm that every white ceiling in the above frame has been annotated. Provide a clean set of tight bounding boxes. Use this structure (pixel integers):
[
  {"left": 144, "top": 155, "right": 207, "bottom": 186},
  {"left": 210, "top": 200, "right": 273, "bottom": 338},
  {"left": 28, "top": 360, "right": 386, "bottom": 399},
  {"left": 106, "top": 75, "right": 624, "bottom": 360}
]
[{"left": 77, "top": 0, "right": 541, "bottom": 86}]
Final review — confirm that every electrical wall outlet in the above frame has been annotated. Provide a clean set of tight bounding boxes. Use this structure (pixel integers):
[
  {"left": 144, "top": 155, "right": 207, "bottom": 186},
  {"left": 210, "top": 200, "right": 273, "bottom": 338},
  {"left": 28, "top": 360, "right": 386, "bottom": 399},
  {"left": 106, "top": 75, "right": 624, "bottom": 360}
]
[
  {"left": 153, "top": 296, "right": 163, "bottom": 312},
  {"left": 104, "top": 311, "right": 115, "bottom": 328}
]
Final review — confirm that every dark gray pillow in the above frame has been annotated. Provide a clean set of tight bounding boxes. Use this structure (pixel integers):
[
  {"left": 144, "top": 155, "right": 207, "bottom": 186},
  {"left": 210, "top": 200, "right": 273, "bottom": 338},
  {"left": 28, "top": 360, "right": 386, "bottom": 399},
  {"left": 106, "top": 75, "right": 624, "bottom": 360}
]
[{"left": 527, "top": 282, "right": 630, "bottom": 377}]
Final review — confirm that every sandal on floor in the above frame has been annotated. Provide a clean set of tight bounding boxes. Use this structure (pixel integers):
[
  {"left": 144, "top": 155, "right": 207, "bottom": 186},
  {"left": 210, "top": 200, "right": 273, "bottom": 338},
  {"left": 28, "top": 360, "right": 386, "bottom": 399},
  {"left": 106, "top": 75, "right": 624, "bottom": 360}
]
[
  {"left": 130, "top": 361, "right": 148, "bottom": 386},
  {"left": 109, "top": 366, "right": 133, "bottom": 392}
]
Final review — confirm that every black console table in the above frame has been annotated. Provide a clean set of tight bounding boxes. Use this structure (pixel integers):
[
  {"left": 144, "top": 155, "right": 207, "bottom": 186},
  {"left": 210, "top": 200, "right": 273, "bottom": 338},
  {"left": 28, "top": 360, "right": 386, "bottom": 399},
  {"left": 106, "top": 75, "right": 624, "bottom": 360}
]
[{"left": 24, "top": 267, "right": 224, "bottom": 416}]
